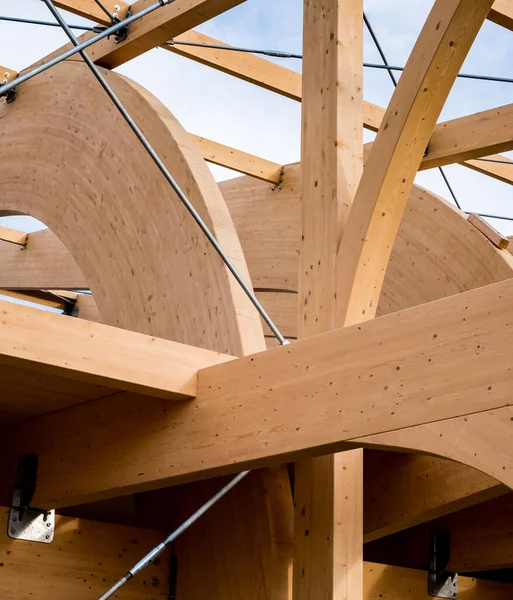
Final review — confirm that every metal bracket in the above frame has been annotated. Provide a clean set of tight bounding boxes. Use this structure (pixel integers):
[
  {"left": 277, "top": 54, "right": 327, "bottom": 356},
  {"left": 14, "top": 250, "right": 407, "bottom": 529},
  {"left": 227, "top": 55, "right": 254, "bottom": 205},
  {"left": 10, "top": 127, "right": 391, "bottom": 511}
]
[
  {"left": 62, "top": 297, "right": 79, "bottom": 318},
  {"left": 8, "top": 455, "right": 55, "bottom": 544},
  {"left": 114, "top": 8, "right": 132, "bottom": 44},
  {"left": 428, "top": 529, "right": 458, "bottom": 598},
  {"left": 1, "top": 85, "right": 18, "bottom": 104}
]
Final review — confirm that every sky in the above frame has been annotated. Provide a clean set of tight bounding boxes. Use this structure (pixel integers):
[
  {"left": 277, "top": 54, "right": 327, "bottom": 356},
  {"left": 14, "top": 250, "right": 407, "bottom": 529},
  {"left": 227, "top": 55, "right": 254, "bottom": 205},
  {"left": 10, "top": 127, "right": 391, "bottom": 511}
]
[{"left": 0, "top": 0, "right": 511, "bottom": 236}]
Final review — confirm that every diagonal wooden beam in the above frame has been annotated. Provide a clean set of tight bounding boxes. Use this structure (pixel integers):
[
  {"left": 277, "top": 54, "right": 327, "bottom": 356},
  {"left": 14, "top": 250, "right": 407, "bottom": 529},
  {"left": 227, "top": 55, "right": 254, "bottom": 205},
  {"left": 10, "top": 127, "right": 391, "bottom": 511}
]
[
  {"left": 0, "top": 225, "right": 27, "bottom": 246},
  {"left": 191, "top": 134, "right": 283, "bottom": 183},
  {"left": 38, "top": 0, "right": 247, "bottom": 70},
  {"left": 463, "top": 153, "right": 513, "bottom": 185},
  {"left": 337, "top": 0, "right": 494, "bottom": 326},
  {"left": 0, "top": 298, "right": 233, "bottom": 400},
  {"left": 54, "top": 0, "right": 129, "bottom": 25},
  {"left": 488, "top": 0, "right": 513, "bottom": 30},
  {"left": 1, "top": 276, "right": 513, "bottom": 507}
]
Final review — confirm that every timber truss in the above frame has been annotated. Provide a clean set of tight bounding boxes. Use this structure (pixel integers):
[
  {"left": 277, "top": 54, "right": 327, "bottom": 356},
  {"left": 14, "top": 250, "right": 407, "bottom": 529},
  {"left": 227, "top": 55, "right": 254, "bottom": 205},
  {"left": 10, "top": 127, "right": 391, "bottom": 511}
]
[{"left": 0, "top": 0, "right": 513, "bottom": 598}]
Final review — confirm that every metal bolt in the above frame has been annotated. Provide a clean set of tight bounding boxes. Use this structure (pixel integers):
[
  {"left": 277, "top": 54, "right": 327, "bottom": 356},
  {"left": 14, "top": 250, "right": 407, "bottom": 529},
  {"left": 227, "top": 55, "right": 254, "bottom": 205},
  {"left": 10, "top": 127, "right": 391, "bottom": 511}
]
[
  {"left": 114, "top": 4, "right": 121, "bottom": 10},
  {"left": 10, "top": 528, "right": 16, "bottom": 535},
  {"left": 46, "top": 522, "right": 51, "bottom": 528},
  {"left": 45, "top": 534, "right": 50, "bottom": 540},
  {"left": 112, "top": 12, "right": 119, "bottom": 19},
  {"left": 12, "top": 517, "right": 17, "bottom": 523},
  {"left": 4, "top": 72, "right": 9, "bottom": 78},
  {"left": 150, "top": 577, "right": 159, "bottom": 587}
]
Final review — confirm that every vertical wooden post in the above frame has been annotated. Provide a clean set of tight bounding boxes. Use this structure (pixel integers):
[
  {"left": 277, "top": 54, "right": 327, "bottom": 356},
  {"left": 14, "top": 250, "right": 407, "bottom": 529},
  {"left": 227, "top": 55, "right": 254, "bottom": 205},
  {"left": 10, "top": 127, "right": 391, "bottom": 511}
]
[{"left": 295, "top": 0, "right": 363, "bottom": 599}]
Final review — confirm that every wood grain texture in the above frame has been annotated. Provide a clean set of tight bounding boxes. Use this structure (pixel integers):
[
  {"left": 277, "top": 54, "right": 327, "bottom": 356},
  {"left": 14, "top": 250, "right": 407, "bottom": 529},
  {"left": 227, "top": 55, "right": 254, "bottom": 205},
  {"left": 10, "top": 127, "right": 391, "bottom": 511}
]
[
  {"left": 488, "top": 0, "right": 513, "bottom": 30},
  {"left": 54, "top": 0, "right": 129, "bottom": 24},
  {"left": 4, "top": 277, "right": 513, "bottom": 507},
  {"left": 0, "top": 60, "right": 263, "bottom": 357},
  {"left": 337, "top": 0, "right": 494, "bottom": 326},
  {"left": 191, "top": 134, "right": 283, "bottom": 183},
  {"left": 365, "top": 493, "right": 513, "bottom": 573},
  {"left": 0, "top": 298, "right": 233, "bottom": 402},
  {"left": 468, "top": 213, "right": 510, "bottom": 249},
  {"left": 463, "top": 153, "right": 513, "bottom": 185},
  {"left": 0, "top": 510, "right": 169, "bottom": 599}
]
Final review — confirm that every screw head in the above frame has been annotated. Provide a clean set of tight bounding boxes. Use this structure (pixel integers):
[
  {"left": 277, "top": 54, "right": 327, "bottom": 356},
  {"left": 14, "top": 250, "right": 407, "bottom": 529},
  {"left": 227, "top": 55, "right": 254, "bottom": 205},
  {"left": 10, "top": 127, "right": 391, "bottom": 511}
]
[
  {"left": 4, "top": 72, "right": 9, "bottom": 78},
  {"left": 114, "top": 4, "right": 121, "bottom": 10},
  {"left": 45, "top": 534, "right": 50, "bottom": 540},
  {"left": 46, "top": 522, "right": 51, "bottom": 528},
  {"left": 112, "top": 12, "right": 119, "bottom": 19},
  {"left": 10, "top": 528, "right": 16, "bottom": 535},
  {"left": 150, "top": 578, "right": 159, "bottom": 587}
]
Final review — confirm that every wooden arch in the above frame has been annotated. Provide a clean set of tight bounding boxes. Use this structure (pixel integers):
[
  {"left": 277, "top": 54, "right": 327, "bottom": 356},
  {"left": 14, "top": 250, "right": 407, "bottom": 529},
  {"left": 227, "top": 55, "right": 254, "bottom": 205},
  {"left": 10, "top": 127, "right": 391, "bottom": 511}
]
[{"left": 0, "top": 59, "right": 264, "bottom": 356}]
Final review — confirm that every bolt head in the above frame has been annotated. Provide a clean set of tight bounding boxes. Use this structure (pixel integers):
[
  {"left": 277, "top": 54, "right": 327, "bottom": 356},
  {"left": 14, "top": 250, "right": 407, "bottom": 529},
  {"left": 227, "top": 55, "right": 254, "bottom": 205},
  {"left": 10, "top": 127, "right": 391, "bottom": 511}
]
[
  {"left": 150, "top": 578, "right": 159, "bottom": 587},
  {"left": 114, "top": 4, "right": 121, "bottom": 10},
  {"left": 4, "top": 72, "right": 9, "bottom": 78}
]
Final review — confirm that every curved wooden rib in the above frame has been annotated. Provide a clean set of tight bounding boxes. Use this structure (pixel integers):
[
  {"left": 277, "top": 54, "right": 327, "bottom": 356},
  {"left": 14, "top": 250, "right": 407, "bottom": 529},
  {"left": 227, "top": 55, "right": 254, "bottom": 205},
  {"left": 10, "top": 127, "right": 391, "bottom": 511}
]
[
  {"left": 336, "top": 0, "right": 494, "bottom": 326},
  {"left": 0, "top": 60, "right": 263, "bottom": 356}
]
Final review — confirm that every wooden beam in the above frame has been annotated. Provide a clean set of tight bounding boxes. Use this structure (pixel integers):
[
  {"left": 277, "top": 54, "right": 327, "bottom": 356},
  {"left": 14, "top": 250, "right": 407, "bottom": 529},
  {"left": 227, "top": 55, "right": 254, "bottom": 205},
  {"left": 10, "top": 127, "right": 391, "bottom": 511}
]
[
  {"left": 0, "top": 298, "right": 233, "bottom": 400},
  {"left": 420, "top": 103, "right": 513, "bottom": 170},
  {"left": 488, "top": 0, "right": 513, "bottom": 30},
  {"left": 295, "top": 0, "right": 363, "bottom": 598},
  {"left": 462, "top": 153, "right": 513, "bottom": 186},
  {"left": 467, "top": 213, "right": 510, "bottom": 249},
  {"left": 53, "top": 0, "right": 129, "bottom": 25},
  {"left": 2, "top": 276, "right": 513, "bottom": 507},
  {"left": 365, "top": 493, "right": 513, "bottom": 573},
  {"left": 191, "top": 134, "right": 283, "bottom": 183},
  {"left": 0, "top": 289, "right": 77, "bottom": 309},
  {"left": 0, "top": 511, "right": 170, "bottom": 599},
  {"left": 0, "top": 225, "right": 27, "bottom": 246},
  {"left": 364, "top": 562, "right": 513, "bottom": 599},
  {"left": 337, "top": 0, "right": 494, "bottom": 326},
  {"left": 363, "top": 450, "right": 508, "bottom": 543},
  {"left": 41, "top": 0, "right": 247, "bottom": 70}
]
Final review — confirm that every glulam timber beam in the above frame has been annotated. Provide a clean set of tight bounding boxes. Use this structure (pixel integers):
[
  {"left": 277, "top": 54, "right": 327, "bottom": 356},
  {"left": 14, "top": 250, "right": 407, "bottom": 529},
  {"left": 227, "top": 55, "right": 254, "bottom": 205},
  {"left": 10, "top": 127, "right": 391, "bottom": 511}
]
[
  {"left": 463, "top": 153, "right": 513, "bottom": 185},
  {"left": 53, "top": 0, "right": 129, "bottom": 24},
  {"left": 0, "top": 298, "right": 233, "bottom": 400},
  {"left": 337, "top": 0, "right": 494, "bottom": 326},
  {"left": 2, "top": 277, "right": 513, "bottom": 507},
  {"left": 0, "top": 289, "right": 77, "bottom": 309},
  {"left": 365, "top": 493, "right": 513, "bottom": 574},
  {"left": 191, "top": 134, "right": 283, "bottom": 183},
  {"left": 38, "top": 0, "right": 247, "bottom": 70},
  {"left": 488, "top": 0, "right": 513, "bottom": 30},
  {"left": 420, "top": 103, "right": 513, "bottom": 170},
  {"left": 0, "top": 225, "right": 27, "bottom": 246},
  {"left": 363, "top": 451, "right": 508, "bottom": 542}
]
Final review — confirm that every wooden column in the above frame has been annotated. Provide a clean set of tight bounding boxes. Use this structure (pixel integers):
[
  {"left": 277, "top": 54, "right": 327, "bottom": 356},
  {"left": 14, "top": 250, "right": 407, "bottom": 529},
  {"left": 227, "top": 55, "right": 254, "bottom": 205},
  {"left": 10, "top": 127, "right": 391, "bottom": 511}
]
[{"left": 295, "top": 0, "right": 363, "bottom": 599}]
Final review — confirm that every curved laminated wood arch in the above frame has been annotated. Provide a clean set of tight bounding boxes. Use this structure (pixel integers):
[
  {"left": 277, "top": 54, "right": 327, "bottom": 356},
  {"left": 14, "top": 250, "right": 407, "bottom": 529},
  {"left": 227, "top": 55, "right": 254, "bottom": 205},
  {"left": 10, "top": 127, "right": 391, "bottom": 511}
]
[{"left": 0, "top": 59, "right": 263, "bottom": 357}]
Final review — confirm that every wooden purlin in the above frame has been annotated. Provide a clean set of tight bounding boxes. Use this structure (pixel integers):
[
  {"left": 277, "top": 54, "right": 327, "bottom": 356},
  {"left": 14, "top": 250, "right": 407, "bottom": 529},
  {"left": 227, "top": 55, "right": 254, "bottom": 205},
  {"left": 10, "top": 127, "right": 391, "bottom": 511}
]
[
  {"left": 0, "top": 225, "right": 27, "bottom": 246},
  {"left": 54, "top": 0, "right": 129, "bottom": 24}
]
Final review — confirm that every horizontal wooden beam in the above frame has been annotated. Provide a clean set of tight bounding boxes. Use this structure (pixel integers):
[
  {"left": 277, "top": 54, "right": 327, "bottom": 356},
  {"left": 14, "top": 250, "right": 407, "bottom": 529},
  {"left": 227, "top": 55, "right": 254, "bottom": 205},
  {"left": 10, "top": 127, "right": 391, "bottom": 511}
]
[
  {"left": 0, "top": 298, "right": 233, "bottom": 400},
  {"left": 0, "top": 289, "right": 77, "bottom": 309},
  {"left": 191, "top": 134, "right": 283, "bottom": 183},
  {"left": 53, "top": 0, "right": 129, "bottom": 25},
  {"left": 0, "top": 225, "right": 27, "bottom": 246},
  {"left": 2, "top": 277, "right": 513, "bottom": 507}
]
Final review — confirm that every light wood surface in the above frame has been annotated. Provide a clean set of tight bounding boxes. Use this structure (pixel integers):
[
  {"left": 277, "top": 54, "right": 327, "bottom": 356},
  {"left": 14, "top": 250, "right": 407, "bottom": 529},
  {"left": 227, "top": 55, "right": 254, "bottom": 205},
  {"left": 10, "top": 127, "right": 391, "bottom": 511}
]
[
  {"left": 295, "top": 0, "right": 364, "bottom": 598},
  {"left": 3, "top": 277, "right": 513, "bottom": 507},
  {"left": 0, "top": 510, "right": 169, "bottom": 599},
  {"left": 337, "top": 0, "right": 494, "bottom": 327},
  {"left": 191, "top": 134, "right": 283, "bottom": 183},
  {"left": 0, "top": 225, "right": 27, "bottom": 246},
  {"left": 468, "top": 213, "right": 510, "bottom": 248},
  {"left": 54, "top": 0, "right": 129, "bottom": 24},
  {"left": 0, "top": 297, "right": 233, "bottom": 401},
  {"left": 0, "top": 60, "right": 264, "bottom": 357},
  {"left": 488, "top": 0, "right": 513, "bottom": 30},
  {"left": 365, "top": 492, "right": 513, "bottom": 573},
  {"left": 463, "top": 153, "right": 513, "bottom": 185}
]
